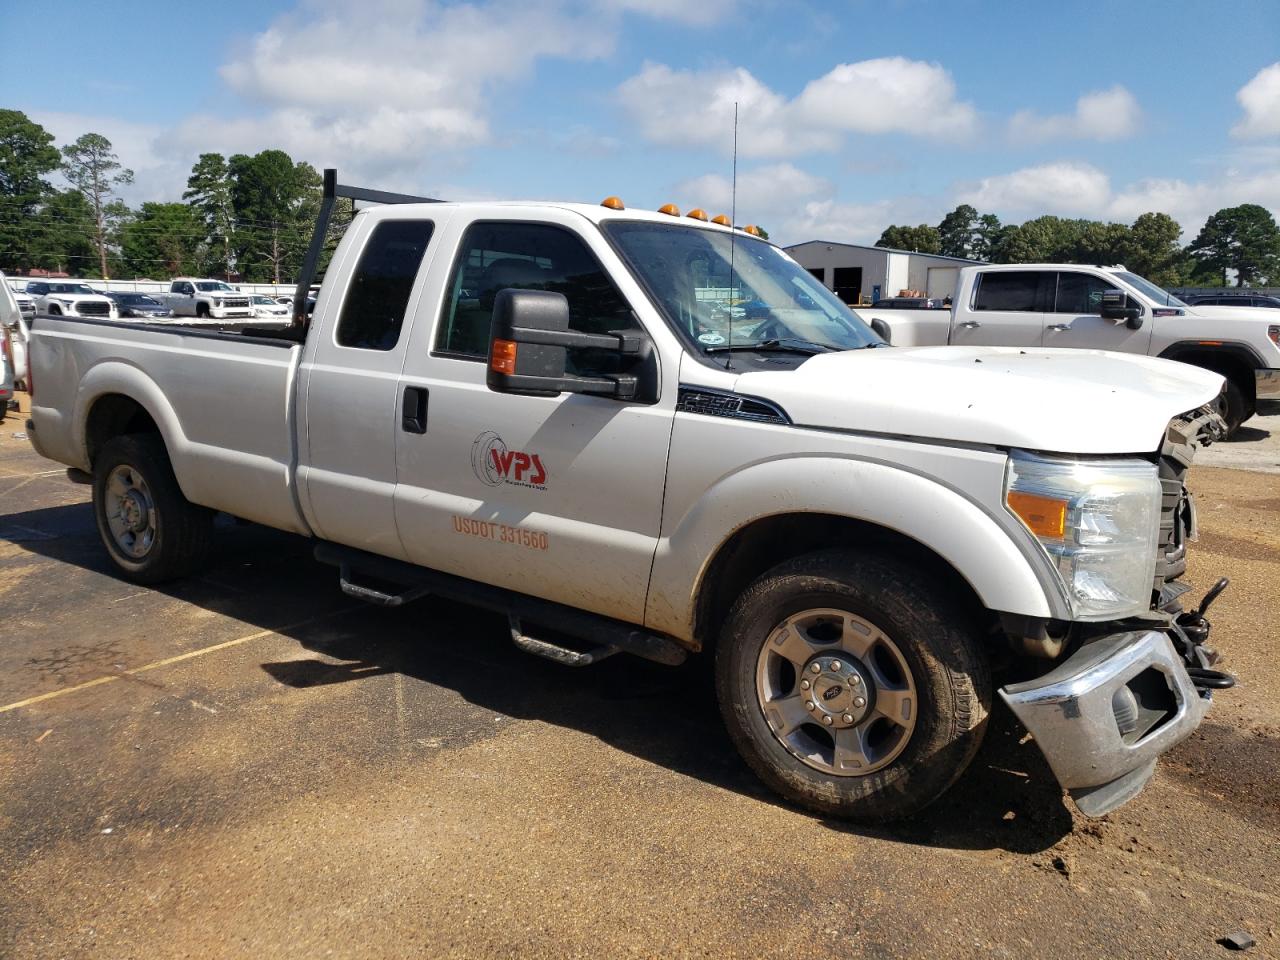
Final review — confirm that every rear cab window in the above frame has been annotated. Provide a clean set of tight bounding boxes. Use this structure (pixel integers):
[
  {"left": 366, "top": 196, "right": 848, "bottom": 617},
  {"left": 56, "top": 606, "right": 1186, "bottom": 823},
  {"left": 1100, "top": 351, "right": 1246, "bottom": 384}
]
[
  {"left": 335, "top": 219, "right": 436, "bottom": 350},
  {"left": 972, "top": 271, "right": 1055, "bottom": 312}
]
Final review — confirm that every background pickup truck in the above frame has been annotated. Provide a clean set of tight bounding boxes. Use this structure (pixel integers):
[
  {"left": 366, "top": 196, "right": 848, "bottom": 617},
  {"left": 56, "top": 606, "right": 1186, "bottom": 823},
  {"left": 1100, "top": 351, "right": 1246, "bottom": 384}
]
[
  {"left": 25, "top": 171, "right": 1235, "bottom": 822},
  {"left": 860, "top": 263, "right": 1280, "bottom": 434},
  {"left": 154, "top": 278, "right": 255, "bottom": 321}
]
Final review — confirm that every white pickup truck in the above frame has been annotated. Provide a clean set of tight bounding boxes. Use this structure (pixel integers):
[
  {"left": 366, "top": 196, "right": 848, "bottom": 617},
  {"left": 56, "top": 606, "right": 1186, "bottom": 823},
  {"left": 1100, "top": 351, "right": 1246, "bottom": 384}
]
[
  {"left": 860, "top": 263, "right": 1280, "bottom": 434},
  {"left": 155, "top": 278, "right": 255, "bottom": 321},
  {"left": 25, "top": 172, "right": 1236, "bottom": 821}
]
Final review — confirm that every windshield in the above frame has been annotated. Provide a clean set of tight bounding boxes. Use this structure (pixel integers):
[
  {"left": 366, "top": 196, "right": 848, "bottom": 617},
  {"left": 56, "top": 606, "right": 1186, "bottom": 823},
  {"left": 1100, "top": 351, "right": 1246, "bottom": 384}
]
[
  {"left": 51, "top": 284, "right": 97, "bottom": 295},
  {"left": 603, "top": 222, "right": 882, "bottom": 353},
  {"left": 196, "top": 281, "right": 235, "bottom": 292},
  {"left": 1114, "top": 271, "right": 1187, "bottom": 307},
  {"left": 251, "top": 295, "right": 276, "bottom": 304},
  {"left": 122, "top": 294, "right": 160, "bottom": 305}
]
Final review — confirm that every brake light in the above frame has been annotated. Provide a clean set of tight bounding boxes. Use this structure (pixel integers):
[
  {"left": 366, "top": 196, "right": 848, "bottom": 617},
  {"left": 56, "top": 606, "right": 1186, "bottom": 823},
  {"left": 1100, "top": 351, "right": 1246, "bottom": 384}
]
[{"left": 490, "top": 339, "right": 517, "bottom": 375}]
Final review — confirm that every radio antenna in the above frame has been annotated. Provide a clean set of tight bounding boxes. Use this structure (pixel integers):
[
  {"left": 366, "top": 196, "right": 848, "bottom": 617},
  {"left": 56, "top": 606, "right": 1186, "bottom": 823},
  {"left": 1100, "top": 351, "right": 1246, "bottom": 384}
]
[{"left": 726, "top": 101, "right": 739, "bottom": 371}]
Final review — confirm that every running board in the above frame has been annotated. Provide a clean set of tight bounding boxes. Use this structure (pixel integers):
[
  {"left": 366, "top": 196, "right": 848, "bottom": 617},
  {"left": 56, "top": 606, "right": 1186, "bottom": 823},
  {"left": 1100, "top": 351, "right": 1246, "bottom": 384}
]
[{"left": 314, "top": 542, "right": 687, "bottom": 667}]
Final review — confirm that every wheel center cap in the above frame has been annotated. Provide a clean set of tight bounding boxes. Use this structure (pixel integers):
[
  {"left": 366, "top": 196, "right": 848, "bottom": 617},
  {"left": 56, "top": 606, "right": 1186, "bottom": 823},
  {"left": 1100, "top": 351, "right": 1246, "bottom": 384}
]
[
  {"left": 120, "top": 490, "right": 148, "bottom": 532},
  {"left": 800, "top": 655, "right": 875, "bottom": 728}
]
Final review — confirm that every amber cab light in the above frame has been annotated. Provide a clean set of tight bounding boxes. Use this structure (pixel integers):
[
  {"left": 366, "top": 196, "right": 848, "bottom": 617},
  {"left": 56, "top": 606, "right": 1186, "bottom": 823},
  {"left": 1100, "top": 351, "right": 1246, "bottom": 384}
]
[
  {"left": 600, "top": 196, "right": 625, "bottom": 210},
  {"left": 687, "top": 208, "right": 709, "bottom": 221},
  {"left": 743, "top": 224, "right": 762, "bottom": 237},
  {"left": 657, "top": 203, "right": 681, "bottom": 216},
  {"left": 711, "top": 214, "right": 731, "bottom": 226},
  {"left": 490, "top": 339, "right": 518, "bottom": 375}
]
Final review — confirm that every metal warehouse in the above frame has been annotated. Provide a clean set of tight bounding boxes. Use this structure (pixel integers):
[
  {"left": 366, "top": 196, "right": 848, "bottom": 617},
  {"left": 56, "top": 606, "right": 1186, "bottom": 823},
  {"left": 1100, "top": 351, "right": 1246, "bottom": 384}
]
[{"left": 785, "top": 240, "right": 982, "bottom": 305}]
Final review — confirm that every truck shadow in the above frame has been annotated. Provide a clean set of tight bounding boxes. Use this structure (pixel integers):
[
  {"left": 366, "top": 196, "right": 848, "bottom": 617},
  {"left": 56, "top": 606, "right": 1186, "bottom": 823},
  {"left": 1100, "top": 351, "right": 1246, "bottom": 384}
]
[{"left": 7, "top": 501, "right": 1074, "bottom": 855}]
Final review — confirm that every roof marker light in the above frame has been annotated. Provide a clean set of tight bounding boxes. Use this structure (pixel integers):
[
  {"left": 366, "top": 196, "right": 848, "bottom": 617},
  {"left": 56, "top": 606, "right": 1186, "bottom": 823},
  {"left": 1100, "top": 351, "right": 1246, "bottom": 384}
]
[
  {"left": 600, "top": 196, "right": 625, "bottom": 210},
  {"left": 687, "top": 208, "right": 709, "bottom": 221},
  {"left": 711, "top": 214, "right": 731, "bottom": 226},
  {"left": 658, "top": 203, "right": 681, "bottom": 216},
  {"left": 743, "top": 224, "right": 762, "bottom": 237}
]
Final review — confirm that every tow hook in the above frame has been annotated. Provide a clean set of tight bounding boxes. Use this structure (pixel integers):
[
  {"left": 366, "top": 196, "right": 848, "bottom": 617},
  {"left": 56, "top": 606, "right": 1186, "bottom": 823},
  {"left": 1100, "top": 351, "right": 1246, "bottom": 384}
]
[{"left": 1172, "top": 577, "right": 1236, "bottom": 693}]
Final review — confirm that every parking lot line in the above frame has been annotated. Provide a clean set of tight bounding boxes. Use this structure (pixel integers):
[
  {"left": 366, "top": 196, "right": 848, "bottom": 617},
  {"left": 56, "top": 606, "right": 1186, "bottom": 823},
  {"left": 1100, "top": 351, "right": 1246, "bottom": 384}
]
[{"left": 0, "top": 607, "right": 358, "bottom": 714}]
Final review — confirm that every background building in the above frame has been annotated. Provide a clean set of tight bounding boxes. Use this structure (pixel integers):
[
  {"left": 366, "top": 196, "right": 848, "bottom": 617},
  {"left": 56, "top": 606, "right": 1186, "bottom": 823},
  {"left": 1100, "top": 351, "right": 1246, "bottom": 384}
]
[{"left": 786, "top": 240, "right": 982, "bottom": 304}]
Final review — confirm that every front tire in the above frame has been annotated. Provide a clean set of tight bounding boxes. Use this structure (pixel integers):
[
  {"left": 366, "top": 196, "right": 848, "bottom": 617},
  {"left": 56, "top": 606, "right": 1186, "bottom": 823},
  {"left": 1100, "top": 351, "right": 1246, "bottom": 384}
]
[
  {"left": 1216, "top": 379, "right": 1249, "bottom": 437},
  {"left": 716, "top": 550, "right": 991, "bottom": 822},
  {"left": 93, "top": 434, "right": 214, "bottom": 583}
]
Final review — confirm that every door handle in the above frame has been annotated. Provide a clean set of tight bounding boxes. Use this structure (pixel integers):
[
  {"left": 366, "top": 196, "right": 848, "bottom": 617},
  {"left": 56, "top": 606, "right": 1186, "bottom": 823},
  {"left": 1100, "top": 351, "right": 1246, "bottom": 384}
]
[
  {"left": 401, "top": 386, "right": 428, "bottom": 434},
  {"left": 1047, "top": 323, "right": 1072, "bottom": 332},
  {"left": 958, "top": 320, "right": 981, "bottom": 329}
]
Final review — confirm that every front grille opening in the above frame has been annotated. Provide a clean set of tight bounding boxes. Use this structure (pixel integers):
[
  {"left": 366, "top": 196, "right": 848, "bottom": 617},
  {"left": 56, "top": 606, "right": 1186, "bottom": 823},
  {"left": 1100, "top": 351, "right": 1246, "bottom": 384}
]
[{"left": 1112, "top": 667, "right": 1178, "bottom": 744}]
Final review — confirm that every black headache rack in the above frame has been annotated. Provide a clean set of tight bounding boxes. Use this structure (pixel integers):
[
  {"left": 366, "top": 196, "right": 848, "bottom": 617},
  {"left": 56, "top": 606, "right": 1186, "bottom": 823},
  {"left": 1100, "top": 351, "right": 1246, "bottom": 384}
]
[{"left": 290, "top": 168, "right": 444, "bottom": 329}]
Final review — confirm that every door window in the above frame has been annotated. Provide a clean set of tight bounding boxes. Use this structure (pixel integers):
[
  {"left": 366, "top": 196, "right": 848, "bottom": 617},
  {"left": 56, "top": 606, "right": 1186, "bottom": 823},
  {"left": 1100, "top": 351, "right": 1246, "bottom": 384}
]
[
  {"left": 972, "top": 271, "right": 1053, "bottom": 311},
  {"left": 1054, "top": 272, "right": 1112, "bottom": 314},
  {"left": 434, "top": 221, "right": 637, "bottom": 371},
  {"left": 336, "top": 219, "right": 435, "bottom": 350}
]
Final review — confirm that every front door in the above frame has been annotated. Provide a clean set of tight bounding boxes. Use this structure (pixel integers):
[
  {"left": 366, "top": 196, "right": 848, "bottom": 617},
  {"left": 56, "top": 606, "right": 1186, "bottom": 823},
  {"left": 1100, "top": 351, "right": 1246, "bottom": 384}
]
[
  {"left": 1042, "top": 271, "right": 1153, "bottom": 354},
  {"left": 392, "top": 214, "right": 675, "bottom": 624},
  {"left": 952, "top": 270, "right": 1052, "bottom": 348}
]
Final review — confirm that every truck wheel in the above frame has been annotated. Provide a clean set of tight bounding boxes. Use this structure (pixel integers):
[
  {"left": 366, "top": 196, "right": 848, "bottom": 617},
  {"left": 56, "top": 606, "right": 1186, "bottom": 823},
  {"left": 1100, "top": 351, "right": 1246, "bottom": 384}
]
[
  {"left": 716, "top": 549, "right": 990, "bottom": 822},
  {"left": 1215, "top": 379, "right": 1248, "bottom": 436},
  {"left": 196, "top": 303, "right": 210, "bottom": 318},
  {"left": 92, "top": 434, "right": 213, "bottom": 583}
]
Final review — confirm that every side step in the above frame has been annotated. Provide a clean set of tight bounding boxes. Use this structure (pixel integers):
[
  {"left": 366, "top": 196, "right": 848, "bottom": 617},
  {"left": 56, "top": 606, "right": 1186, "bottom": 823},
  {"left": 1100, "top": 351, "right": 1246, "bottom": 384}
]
[{"left": 315, "top": 542, "right": 687, "bottom": 667}]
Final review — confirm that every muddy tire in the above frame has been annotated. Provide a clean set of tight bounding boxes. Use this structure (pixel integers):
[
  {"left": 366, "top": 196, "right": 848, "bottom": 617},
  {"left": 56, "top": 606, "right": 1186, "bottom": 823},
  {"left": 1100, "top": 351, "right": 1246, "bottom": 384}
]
[
  {"left": 716, "top": 549, "right": 991, "bottom": 822},
  {"left": 93, "top": 434, "right": 214, "bottom": 583}
]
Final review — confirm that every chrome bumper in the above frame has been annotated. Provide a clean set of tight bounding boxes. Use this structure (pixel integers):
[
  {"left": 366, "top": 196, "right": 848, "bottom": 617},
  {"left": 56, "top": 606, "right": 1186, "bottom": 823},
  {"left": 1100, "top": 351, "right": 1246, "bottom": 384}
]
[
  {"left": 1256, "top": 369, "right": 1280, "bottom": 401},
  {"left": 999, "top": 630, "right": 1208, "bottom": 817}
]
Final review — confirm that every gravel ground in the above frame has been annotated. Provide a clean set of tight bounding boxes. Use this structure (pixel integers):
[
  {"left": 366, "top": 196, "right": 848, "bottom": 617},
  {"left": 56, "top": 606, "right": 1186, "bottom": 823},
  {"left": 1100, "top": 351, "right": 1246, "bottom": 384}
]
[{"left": 1, "top": 393, "right": 1277, "bottom": 959}]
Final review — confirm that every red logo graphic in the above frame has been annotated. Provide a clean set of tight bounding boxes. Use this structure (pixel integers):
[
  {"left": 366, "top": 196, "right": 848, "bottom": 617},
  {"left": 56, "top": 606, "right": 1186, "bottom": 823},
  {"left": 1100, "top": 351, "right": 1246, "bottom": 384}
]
[{"left": 471, "top": 431, "right": 547, "bottom": 489}]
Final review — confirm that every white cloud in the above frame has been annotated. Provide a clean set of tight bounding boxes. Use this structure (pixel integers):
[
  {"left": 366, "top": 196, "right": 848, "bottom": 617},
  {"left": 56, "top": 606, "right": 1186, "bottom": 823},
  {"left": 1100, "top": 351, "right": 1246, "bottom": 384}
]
[
  {"left": 958, "top": 161, "right": 1113, "bottom": 214},
  {"left": 1008, "top": 86, "right": 1141, "bottom": 143},
  {"left": 617, "top": 57, "right": 977, "bottom": 158},
  {"left": 599, "top": 0, "right": 736, "bottom": 25},
  {"left": 675, "top": 162, "right": 832, "bottom": 213},
  {"left": 1231, "top": 62, "right": 1280, "bottom": 139}
]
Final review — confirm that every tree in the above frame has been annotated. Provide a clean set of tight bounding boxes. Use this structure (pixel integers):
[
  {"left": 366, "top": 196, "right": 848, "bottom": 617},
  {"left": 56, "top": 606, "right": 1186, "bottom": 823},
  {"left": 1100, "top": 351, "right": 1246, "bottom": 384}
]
[
  {"left": 970, "top": 213, "right": 1005, "bottom": 261},
  {"left": 1071, "top": 220, "right": 1130, "bottom": 267},
  {"left": 118, "top": 202, "right": 208, "bottom": 276},
  {"left": 875, "top": 224, "right": 941, "bottom": 254},
  {"left": 1186, "top": 204, "right": 1280, "bottom": 286},
  {"left": 229, "top": 150, "right": 323, "bottom": 282},
  {"left": 61, "top": 133, "right": 133, "bottom": 278},
  {"left": 0, "top": 110, "right": 61, "bottom": 271},
  {"left": 755, "top": 226, "right": 770, "bottom": 240},
  {"left": 936, "top": 204, "right": 978, "bottom": 258},
  {"left": 27, "top": 189, "right": 98, "bottom": 274},
  {"left": 1124, "top": 212, "right": 1186, "bottom": 286},
  {"left": 183, "top": 153, "right": 234, "bottom": 278}
]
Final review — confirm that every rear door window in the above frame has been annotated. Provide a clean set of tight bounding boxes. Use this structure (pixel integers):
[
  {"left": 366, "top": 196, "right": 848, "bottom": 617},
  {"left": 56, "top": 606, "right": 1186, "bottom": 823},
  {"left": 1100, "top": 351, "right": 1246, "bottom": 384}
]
[
  {"left": 972, "top": 272, "right": 1053, "bottom": 312},
  {"left": 336, "top": 219, "right": 435, "bottom": 350}
]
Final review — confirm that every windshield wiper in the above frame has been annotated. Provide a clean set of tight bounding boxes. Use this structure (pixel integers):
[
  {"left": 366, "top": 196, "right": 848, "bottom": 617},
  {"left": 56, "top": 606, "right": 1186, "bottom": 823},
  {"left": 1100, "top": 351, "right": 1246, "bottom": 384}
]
[{"left": 705, "top": 337, "right": 833, "bottom": 355}]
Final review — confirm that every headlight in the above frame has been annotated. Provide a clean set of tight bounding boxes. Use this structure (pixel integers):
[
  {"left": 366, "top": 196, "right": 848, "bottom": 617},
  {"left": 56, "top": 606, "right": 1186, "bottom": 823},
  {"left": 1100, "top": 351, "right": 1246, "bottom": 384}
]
[{"left": 1005, "top": 450, "right": 1161, "bottom": 620}]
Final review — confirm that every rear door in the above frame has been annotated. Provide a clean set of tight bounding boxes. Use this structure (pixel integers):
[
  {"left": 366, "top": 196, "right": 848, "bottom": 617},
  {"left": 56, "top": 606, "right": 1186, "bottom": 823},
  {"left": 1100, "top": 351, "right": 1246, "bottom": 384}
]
[
  {"left": 952, "top": 270, "right": 1052, "bottom": 347},
  {"left": 391, "top": 211, "right": 676, "bottom": 624},
  {"left": 297, "top": 211, "right": 448, "bottom": 560},
  {"left": 1043, "top": 270, "right": 1152, "bottom": 354}
]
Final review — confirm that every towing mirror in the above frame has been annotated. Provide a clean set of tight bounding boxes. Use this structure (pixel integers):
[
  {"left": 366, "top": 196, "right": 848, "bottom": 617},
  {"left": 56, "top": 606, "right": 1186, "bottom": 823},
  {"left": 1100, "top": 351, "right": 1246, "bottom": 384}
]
[
  {"left": 486, "top": 289, "right": 643, "bottom": 400},
  {"left": 1100, "top": 289, "right": 1143, "bottom": 329}
]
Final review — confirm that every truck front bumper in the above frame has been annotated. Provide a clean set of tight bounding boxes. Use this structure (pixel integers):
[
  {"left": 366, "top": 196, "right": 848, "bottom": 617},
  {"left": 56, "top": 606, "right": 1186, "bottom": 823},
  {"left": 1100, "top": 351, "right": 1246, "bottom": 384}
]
[
  {"left": 999, "top": 630, "right": 1208, "bottom": 817},
  {"left": 1256, "top": 369, "right": 1280, "bottom": 401}
]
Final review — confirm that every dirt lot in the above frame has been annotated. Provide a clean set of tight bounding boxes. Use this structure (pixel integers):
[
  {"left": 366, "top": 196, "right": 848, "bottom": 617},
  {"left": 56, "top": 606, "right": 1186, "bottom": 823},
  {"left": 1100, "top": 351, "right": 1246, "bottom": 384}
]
[{"left": 1, "top": 395, "right": 1277, "bottom": 959}]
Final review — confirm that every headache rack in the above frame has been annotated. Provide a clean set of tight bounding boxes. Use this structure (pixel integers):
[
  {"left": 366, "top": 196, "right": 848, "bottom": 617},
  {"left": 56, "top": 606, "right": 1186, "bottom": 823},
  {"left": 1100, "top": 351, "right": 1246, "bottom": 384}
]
[{"left": 291, "top": 168, "right": 443, "bottom": 329}]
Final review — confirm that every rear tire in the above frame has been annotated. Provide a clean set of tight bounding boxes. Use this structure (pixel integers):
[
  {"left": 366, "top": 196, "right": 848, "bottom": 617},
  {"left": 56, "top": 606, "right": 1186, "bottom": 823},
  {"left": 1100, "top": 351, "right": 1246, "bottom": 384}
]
[
  {"left": 92, "top": 434, "right": 214, "bottom": 583},
  {"left": 716, "top": 549, "right": 991, "bottom": 822}
]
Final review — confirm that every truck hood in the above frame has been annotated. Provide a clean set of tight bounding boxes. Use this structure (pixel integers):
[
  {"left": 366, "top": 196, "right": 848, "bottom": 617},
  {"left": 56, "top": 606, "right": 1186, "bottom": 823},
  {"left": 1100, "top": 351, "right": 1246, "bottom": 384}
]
[{"left": 735, "top": 346, "right": 1224, "bottom": 454}]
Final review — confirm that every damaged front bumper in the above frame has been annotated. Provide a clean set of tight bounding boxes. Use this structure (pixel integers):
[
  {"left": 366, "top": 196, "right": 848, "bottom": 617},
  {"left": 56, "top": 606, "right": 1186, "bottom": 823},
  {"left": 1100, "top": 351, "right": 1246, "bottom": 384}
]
[{"left": 999, "top": 629, "right": 1210, "bottom": 817}]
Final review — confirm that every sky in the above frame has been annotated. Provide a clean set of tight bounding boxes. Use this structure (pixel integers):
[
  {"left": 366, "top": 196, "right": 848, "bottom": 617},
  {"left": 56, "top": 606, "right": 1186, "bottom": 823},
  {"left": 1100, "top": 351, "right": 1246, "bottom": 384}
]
[{"left": 4, "top": 0, "right": 1280, "bottom": 246}]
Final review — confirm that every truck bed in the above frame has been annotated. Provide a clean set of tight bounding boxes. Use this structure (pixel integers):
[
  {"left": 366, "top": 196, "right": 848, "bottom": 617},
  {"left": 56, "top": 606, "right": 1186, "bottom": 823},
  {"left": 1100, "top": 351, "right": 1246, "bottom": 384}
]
[{"left": 27, "top": 314, "right": 310, "bottom": 534}]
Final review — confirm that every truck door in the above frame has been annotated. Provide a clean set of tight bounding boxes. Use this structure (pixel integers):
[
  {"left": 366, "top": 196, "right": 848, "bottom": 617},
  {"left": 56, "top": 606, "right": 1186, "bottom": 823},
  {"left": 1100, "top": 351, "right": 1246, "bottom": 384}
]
[
  {"left": 952, "top": 270, "right": 1051, "bottom": 348},
  {"left": 392, "top": 213, "right": 675, "bottom": 624},
  {"left": 297, "top": 212, "right": 448, "bottom": 560},
  {"left": 1042, "top": 271, "right": 1153, "bottom": 354}
]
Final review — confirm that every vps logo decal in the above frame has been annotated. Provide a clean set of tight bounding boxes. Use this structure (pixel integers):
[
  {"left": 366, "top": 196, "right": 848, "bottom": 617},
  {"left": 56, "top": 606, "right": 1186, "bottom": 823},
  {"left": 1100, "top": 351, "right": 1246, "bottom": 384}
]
[{"left": 471, "top": 431, "right": 547, "bottom": 489}]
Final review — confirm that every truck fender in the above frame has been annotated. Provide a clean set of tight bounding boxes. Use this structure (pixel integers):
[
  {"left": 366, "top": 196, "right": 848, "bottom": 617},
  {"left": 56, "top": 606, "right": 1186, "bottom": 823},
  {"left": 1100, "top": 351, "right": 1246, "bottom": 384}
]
[{"left": 644, "top": 455, "right": 1064, "bottom": 643}]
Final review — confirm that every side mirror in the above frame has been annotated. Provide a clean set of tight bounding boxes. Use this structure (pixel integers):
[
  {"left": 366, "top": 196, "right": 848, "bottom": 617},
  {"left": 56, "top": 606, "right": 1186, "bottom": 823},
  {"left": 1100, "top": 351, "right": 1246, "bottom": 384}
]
[
  {"left": 486, "top": 288, "right": 644, "bottom": 400},
  {"left": 1100, "top": 289, "right": 1143, "bottom": 329}
]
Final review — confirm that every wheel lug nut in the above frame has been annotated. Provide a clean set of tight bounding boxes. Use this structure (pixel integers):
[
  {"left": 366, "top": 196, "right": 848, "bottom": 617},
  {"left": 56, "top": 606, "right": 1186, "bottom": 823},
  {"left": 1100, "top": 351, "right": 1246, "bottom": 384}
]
[
  {"left": 822, "top": 715, "right": 833, "bottom": 725},
  {"left": 850, "top": 675, "right": 861, "bottom": 686},
  {"left": 842, "top": 713, "right": 854, "bottom": 724},
  {"left": 800, "top": 680, "right": 810, "bottom": 690},
  {"left": 830, "top": 660, "right": 842, "bottom": 671},
  {"left": 810, "top": 663, "right": 821, "bottom": 674},
  {"left": 853, "top": 696, "right": 866, "bottom": 708},
  {"left": 806, "top": 700, "right": 815, "bottom": 711}
]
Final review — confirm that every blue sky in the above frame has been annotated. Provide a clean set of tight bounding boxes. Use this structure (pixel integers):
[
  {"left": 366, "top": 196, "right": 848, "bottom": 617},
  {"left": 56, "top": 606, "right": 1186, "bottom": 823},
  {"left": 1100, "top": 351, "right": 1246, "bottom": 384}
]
[{"left": 5, "top": 0, "right": 1279, "bottom": 245}]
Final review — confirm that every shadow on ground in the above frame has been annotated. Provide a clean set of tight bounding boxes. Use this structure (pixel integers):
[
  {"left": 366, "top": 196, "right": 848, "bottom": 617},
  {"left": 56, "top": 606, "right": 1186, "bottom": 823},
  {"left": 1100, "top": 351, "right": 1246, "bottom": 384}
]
[{"left": 7, "top": 500, "right": 1075, "bottom": 854}]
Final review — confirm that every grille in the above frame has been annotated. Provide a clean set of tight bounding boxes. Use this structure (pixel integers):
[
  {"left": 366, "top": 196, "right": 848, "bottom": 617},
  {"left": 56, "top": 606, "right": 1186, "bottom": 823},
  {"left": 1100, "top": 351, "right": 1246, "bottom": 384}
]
[
  {"left": 77, "top": 301, "right": 110, "bottom": 316},
  {"left": 18, "top": 301, "right": 34, "bottom": 316},
  {"left": 223, "top": 297, "right": 251, "bottom": 309},
  {"left": 1154, "top": 404, "right": 1226, "bottom": 597}
]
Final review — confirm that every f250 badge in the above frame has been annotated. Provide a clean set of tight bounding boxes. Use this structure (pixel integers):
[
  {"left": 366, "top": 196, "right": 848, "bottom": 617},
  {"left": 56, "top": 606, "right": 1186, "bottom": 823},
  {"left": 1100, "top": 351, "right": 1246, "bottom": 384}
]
[{"left": 471, "top": 431, "right": 547, "bottom": 489}]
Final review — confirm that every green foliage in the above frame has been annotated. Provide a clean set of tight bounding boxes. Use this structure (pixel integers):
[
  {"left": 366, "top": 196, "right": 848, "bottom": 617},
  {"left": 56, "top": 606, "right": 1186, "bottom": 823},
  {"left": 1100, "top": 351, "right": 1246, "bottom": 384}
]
[
  {"left": 875, "top": 223, "right": 941, "bottom": 254},
  {"left": 61, "top": 133, "right": 133, "bottom": 278},
  {"left": 0, "top": 109, "right": 61, "bottom": 271},
  {"left": 118, "top": 202, "right": 208, "bottom": 277},
  {"left": 183, "top": 153, "right": 234, "bottom": 277},
  {"left": 1124, "top": 212, "right": 1187, "bottom": 286},
  {"left": 936, "top": 204, "right": 978, "bottom": 258},
  {"left": 27, "top": 189, "right": 98, "bottom": 274},
  {"left": 1186, "top": 204, "right": 1280, "bottom": 286},
  {"left": 228, "top": 150, "right": 324, "bottom": 281}
]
